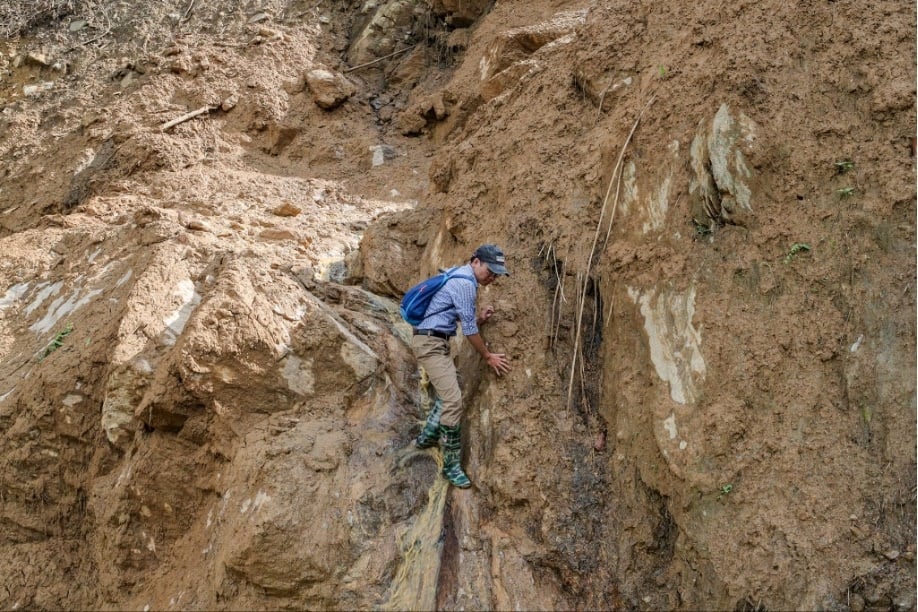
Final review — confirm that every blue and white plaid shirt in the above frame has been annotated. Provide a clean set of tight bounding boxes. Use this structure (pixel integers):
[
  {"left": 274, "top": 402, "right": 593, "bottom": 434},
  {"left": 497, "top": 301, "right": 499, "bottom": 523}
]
[{"left": 416, "top": 264, "right": 479, "bottom": 336}]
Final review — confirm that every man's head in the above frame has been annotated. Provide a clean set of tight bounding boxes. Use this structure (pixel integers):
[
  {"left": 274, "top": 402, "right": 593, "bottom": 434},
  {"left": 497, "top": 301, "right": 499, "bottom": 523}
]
[{"left": 471, "top": 244, "right": 509, "bottom": 285}]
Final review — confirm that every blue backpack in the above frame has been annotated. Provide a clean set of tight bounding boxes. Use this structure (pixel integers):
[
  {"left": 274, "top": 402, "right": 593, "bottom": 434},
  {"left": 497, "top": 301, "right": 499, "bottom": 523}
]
[{"left": 399, "top": 267, "right": 474, "bottom": 325}]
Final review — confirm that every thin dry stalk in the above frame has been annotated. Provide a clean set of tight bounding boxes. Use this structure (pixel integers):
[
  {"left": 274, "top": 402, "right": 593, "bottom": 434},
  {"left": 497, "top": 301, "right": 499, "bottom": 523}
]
[
  {"left": 343, "top": 45, "right": 416, "bottom": 73},
  {"left": 602, "top": 161, "right": 625, "bottom": 248},
  {"left": 551, "top": 280, "right": 563, "bottom": 348},
  {"left": 590, "top": 288, "right": 600, "bottom": 352},
  {"left": 603, "top": 291, "right": 617, "bottom": 331},
  {"left": 161, "top": 105, "right": 216, "bottom": 131},
  {"left": 547, "top": 245, "right": 558, "bottom": 346},
  {"left": 567, "top": 96, "right": 655, "bottom": 407},
  {"left": 546, "top": 243, "right": 567, "bottom": 351}
]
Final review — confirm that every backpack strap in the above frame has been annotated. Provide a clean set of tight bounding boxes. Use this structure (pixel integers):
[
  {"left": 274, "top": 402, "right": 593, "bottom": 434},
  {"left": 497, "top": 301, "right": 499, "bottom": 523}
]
[{"left": 422, "top": 270, "right": 476, "bottom": 321}]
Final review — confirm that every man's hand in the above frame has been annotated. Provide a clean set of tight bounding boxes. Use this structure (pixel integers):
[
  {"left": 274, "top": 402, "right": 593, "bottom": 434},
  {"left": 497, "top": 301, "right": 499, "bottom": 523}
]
[
  {"left": 485, "top": 351, "right": 511, "bottom": 376},
  {"left": 477, "top": 305, "right": 495, "bottom": 326},
  {"left": 466, "top": 333, "right": 510, "bottom": 376}
]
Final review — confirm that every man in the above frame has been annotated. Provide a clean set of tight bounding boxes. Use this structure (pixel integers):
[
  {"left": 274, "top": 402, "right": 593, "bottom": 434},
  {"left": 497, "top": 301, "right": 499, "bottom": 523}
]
[{"left": 411, "top": 244, "right": 512, "bottom": 488}]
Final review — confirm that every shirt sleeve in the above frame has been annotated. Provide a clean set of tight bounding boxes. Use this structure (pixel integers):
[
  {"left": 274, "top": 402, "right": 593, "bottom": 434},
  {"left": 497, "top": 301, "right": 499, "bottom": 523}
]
[{"left": 453, "top": 278, "right": 479, "bottom": 336}]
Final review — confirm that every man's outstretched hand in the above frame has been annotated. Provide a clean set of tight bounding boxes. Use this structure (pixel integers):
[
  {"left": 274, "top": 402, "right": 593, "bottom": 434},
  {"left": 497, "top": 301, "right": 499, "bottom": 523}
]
[{"left": 486, "top": 351, "right": 511, "bottom": 376}]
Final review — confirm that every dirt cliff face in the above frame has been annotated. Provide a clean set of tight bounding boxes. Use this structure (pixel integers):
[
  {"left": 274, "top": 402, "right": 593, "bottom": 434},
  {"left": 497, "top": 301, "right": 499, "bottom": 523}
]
[{"left": 0, "top": 1, "right": 914, "bottom": 610}]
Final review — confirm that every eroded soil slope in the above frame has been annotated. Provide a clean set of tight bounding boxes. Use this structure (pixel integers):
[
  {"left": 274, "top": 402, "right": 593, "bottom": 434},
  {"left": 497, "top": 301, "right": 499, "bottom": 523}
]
[{"left": 0, "top": 0, "right": 914, "bottom": 610}]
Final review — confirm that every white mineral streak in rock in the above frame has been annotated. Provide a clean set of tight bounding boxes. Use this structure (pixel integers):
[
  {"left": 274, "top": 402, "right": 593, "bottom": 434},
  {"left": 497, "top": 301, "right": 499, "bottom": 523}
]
[
  {"left": 116, "top": 269, "right": 133, "bottom": 286},
  {"left": 282, "top": 354, "right": 315, "bottom": 396},
  {"left": 24, "top": 281, "right": 61, "bottom": 315},
  {"left": 0, "top": 282, "right": 30, "bottom": 310},
  {"left": 0, "top": 388, "right": 14, "bottom": 403},
  {"left": 162, "top": 279, "right": 201, "bottom": 342},
  {"left": 115, "top": 465, "right": 132, "bottom": 488},
  {"left": 624, "top": 139, "right": 680, "bottom": 234},
  {"left": 427, "top": 230, "right": 445, "bottom": 272},
  {"left": 219, "top": 491, "right": 231, "bottom": 519},
  {"left": 850, "top": 334, "right": 864, "bottom": 352},
  {"left": 628, "top": 285, "right": 706, "bottom": 404},
  {"left": 643, "top": 174, "right": 672, "bottom": 234},
  {"left": 620, "top": 161, "right": 637, "bottom": 217},
  {"left": 663, "top": 414, "right": 678, "bottom": 439},
  {"left": 62, "top": 394, "right": 83, "bottom": 406},
  {"left": 30, "top": 285, "right": 102, "bottom": 334},
  {"left": 252, "top": 490, "right": 271, "bottom": 512}
]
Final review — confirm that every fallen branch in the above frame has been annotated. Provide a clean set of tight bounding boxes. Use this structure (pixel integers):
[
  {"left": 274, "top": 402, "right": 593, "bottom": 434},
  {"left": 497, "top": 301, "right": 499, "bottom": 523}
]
[
  {"left": 343, "top": 45, "right": 416, "bottom": 73},
  {"left": 160, "top": 105, "right": 216, "bottom": 131}
]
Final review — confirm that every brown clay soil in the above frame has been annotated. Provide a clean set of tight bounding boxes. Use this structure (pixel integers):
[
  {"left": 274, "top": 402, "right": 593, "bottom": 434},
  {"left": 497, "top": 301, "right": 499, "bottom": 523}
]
[{"left": 0, "top": 0, "right": 915, "bottom": 610}]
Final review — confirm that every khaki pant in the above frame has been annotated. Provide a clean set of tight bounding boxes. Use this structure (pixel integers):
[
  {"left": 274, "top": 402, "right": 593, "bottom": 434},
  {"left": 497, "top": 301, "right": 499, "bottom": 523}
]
[{"left": 411, "top": 334, "right": 463, "bottom": 427}]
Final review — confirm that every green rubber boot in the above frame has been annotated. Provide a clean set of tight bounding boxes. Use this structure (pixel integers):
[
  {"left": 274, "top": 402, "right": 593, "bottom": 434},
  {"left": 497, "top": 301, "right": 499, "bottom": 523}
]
[
  {"left": 415, "top": 398, "right": 443, "bottom": 449},
  {"left": 440, "top": 424, "right": 471, "bottom": 488}
]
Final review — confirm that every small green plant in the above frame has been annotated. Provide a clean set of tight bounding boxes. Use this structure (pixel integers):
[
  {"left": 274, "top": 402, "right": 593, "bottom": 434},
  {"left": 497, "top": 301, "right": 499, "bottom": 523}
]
[
  {"left": 784, "top": 243, "right": 811, "bottom": 263},
  {"left": 658, "top": 65, "right": 667, "bottom": 79},
  {"left": 39, "top": 322, "right": 73, "bottom": 361},
  {"left": 834, "top": 160, "right": 854, "bottom": 174},
  {"left": 837, "top": 186, "right": 855, "bottom": 198},
  {"left": 718, "top": 483, "right": 733, "bottom": 499}
]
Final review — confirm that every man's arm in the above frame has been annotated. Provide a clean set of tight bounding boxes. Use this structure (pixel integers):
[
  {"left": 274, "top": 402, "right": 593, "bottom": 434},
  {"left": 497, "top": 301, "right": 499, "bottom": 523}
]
[{"left": 466, "top": 333, "right": 511, "bottom": 376}]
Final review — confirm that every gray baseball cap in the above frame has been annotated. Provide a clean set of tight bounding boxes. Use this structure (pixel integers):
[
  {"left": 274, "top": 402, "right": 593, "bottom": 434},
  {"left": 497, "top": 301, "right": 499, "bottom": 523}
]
[{"left": 473, "top": 244, "right": 510, "bottom": 275}]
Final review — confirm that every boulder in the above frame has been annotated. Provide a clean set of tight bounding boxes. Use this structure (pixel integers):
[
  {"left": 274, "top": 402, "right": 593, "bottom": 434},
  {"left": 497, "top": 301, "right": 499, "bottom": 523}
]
[
  {"left": 358, "top": 208, "right": 444, "bottom": 297},
  {"left": 306, "top": 69, "right": 356, "bottom": 110},
  {"left": 479, "top": 10, "right": 585, "bottom": 100}
]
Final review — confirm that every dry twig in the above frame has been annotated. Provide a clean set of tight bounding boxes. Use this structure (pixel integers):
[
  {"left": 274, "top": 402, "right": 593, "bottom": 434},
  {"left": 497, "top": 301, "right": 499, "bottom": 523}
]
[
  {"left": 543, "top": 242, "right": 567, "bottom": 351},
  {"left": 344, "top": 45, "right": 416, "bottom": 73},
  {"left": 160, "top": 105, "right": 216, "bottom": 131}
]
